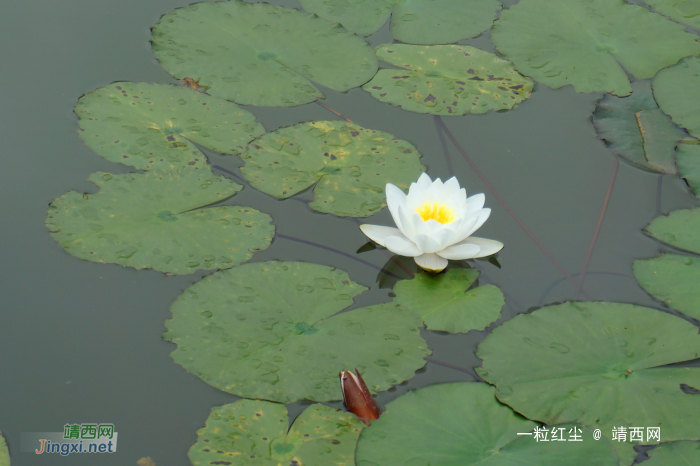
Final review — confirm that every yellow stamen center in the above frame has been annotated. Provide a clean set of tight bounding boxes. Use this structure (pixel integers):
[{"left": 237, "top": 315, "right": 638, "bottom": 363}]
[{"left": 415, "top": 201, "right": 456, "bottom": 224}]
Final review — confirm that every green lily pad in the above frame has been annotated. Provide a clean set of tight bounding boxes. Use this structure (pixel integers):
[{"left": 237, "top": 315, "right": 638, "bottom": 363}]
[
  {"left": 646, "top": 441, "right": 700, "bottom": 465},
  {"left": 593, "top": 80, "right": 684, "bottom": 174},
  {"left": 634, "top": 254, "right": 700, "bottom": 320},
  {"left": 240, "top": 121, "right": 425, "bottom": 217},
  {"left": 46, "top": 170, "right": 273, "bottom": 274},
  {"left": 645, "top": 208, "right": 700, "bottom": 255},
  {"left": 392, "top": 268, "right": 504, "bottom": 333},
  {"left": 75, "top": 82, "right": 264, "bottom": 170},
  {"left": 492, "top": 0, "right": 700, "bottom": 96},
  {"left": 189, "top": 400, "right": 363, "bottom": 466},
  {"left": 363, "top": 44, "right": 533, "bottom": 115},
  {"left": 0, "top": 433, "right": 8, "bottom": 466},
  {"left": 677, "top": 141, "right": 700, "bottom": 196},
  {"left": 476, "top": 302, "right": 700, "bottom": 445},
  {"left": 165, "top": 261, "right": 429, "bottom": 402},
  {"left": 355, "top": 382, "right": 618, "bottom": 466},
  {"left": 299, "top": 0, "right": 500, "bottom": 44},
  {"left": 152, "top": 0, "right": 377, "bottom": 107},
  {"left": 645, "top": 0, "right": 700, "bottom": 29},
  {"left": 654, "top": 56, "right": 700, "bottom": 139}
]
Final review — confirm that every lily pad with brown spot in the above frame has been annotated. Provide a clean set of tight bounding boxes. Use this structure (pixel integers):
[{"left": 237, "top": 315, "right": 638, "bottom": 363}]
[
  {"left": 240, "top": 121, "right": 425, "bottom": 217},
  {"left": 76, "top": 82, "right": 264, "bottom": 171},
  {"left": 46, "top": 169, "right": 273, "bottom": 274},
  {"left": 362, "top": 44, "right": 533, "bottom": 115},
  {"left": 189, "top": 400, "right": 364, "bottom": 466}
]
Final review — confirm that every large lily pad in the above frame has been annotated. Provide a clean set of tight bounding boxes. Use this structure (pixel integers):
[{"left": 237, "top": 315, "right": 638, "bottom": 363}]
[
  {"left": 634, "top": 254, "right": 700, "bottom": 321},
  {"left": 299, "top": 0, "right": 500, "bottom": 44},
  {"left": 392, "top": 268, "right": 504, "bottom": 333},
  {"left": 46, "top": 170, "right": 273, "bottom": 274},
  {"left": 645, "top": 0, "right": 700, "bottom": 29},
  {"left": 355, "top": 382, "right": 618, "bottom": 466},
  {"left": 240, "top": 121, "right": 425, "bottom": 217},
  {"left": 646, "top": 441, "right": 700, "bottom": 465},
  {"left": 363, "top": 44, "right": 533, "bottom": 115},
  {"left": 592, "top": 80, "right": 684, "bottom": 174},
  {"left": 645, "top": 208, "right": 700, "bottom": 255},
  {"left": 165, "top": 261, "right": 429, "bottom": 402},
  {"left": 492, "top": 0, "right": 700, "bottom": 96},
  {"left": 677, "top": 141, "right": 700, "bottom": 196},
  {"left": 152, "top": 0, "right": 377, "bottom": 107},
  {"left": 477, "top": 302, "right": 700, "bottom": 445},
  {"left": 189, "top": 400, "right": 363, "bottom": 466},
  {"left": 654, "top": 56, "right": 700, "bottom": 139},
  {"left": 76, "top": 82, "right": 264, "bottom": 170}
]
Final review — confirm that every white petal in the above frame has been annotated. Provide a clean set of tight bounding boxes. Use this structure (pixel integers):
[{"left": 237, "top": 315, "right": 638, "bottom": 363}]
[
  {"left": 359, "top": 224, "right": 403, "bottom": 247},
  {"left": 451, "top": 213, "right": 480, "bottom": 243},
  {"left": 385, "top": 183, "right": 407, "bottom": 232},
  {"left": 414, "top": 234, "right": 444, "bottom": 254},
  {"left": 444, "top": 177, "right": 461, "bottom": 195},
  {"left": 397, "top": 204, "right": 417, "bottom": 240},
  {"left": 455, "top": 208, "right": 491, "bottom": 243},
  {"left": 414, "top": 173, "right": 432, "bottom": 191},
  {"left": 465, "top": 193, "right": 485, "bottom": 213},
  {"left": 437, "top": 242, "right": 481, "bottom": 260},
  {"left": 385, "top": 236, "right": 422, "bottom": 257},
  {"left": 414, "top": 253, "right": 448, "bottom": 273},
  {"left": 458, "top": 237, "right": 504, "bottom": 258}
]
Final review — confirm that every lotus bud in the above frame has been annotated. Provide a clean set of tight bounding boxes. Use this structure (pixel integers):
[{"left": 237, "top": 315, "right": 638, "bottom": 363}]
[{"left": 339, "top": 369, "right": 381, "bottom": 426}]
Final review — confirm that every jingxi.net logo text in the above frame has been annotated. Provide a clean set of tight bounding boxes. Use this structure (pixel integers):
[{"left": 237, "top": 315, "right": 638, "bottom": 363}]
[{"left": 20, "top": 423, "right": 118, "bottom": 456}]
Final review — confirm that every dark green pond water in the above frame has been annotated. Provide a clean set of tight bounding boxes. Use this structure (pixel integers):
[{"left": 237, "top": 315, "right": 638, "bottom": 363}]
[{"left": 2, "top": 0, "right": 699, "bottom": 464}]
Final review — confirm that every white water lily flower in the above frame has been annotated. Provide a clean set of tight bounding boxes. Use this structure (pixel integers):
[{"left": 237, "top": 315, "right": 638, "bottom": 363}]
[{"left": 360, "top": 173, "right": 503, "bottom": 273}]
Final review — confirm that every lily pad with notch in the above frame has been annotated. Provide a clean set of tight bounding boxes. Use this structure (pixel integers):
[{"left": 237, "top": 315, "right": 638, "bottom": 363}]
[
  {"left": 299, "top": 0, "right": 501, "bottom": 45},
  {"left": 165, "top": 261, "right": 430, "bottom": 402},
  {"left": 46, "top": 169, "right": 273, "bottom": 274},
  {"left": 151, "top": 0, "right": 377, "bottom": 107},
  {"left": 76, "top": 82, "right": 264, "bottom": 170},
  {"left": 676, "top": 141, "right": 700, "bottom": 197},
  {"left": 644, "top": 208, "right": 700, "bottom": 255},
  {"left": 240, "top": 121, "right": 425, "bottom": 217},
  {"left": 645, "top": 440, "right": 700, "bottom": 465},
  {"left": 654, "top": 56, "right": 700, "bottom": 139},
  {"left": 593, "top": 80, "right": 687, "bottom": 174},
  {"left": 645, "top": 0, "right": 700, "bottom": 29},
  {"left": 355, "top": 382, "right": 618, "bottom": 466},
  {"left": 477, "top": 302, "right": 700, "bottom": 446},
  {"left": 363, "top": 44, "right": 533, "bottom": 116},
  {"left": 392, "top": 268, "right": 504, "bottom": 333},
  {"left": 634, "top": 254, "right": 700, "bottom": 321},
  {"left": 492, "top": 0, "right": 700, "bottom": 96},
  {"left": 189, "top": 400, "right": 364, "bottom": 466}
]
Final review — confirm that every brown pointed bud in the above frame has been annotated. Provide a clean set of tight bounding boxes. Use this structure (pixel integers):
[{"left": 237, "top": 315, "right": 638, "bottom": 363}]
[{"left": 339, "top": 369, "right": 381, "bottom": 426}]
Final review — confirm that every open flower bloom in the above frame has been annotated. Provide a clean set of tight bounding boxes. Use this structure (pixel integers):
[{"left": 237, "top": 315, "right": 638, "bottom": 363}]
[{"left": 360, "top": 173, "right": 503, "bottom": 273}]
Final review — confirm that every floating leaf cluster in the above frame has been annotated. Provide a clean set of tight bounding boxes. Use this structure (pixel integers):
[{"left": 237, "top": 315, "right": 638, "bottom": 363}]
[{"left": 42, "top": 0, "right": 700, "bottom": 464}]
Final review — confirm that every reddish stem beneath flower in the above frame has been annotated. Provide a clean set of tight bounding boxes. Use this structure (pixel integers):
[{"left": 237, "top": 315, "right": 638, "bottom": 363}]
[
  {"left": 435, "top": 117, "right": 588, "bottom": 298},
  {"left": 575, "top": 158, "right": 619, "bottom": 299}
]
